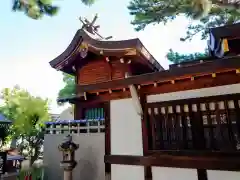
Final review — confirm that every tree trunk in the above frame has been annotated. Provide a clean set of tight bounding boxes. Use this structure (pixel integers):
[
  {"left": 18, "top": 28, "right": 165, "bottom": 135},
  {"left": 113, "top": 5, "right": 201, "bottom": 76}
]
[{"left": 30, "top": 146, "right": 40, "bottom": 166}]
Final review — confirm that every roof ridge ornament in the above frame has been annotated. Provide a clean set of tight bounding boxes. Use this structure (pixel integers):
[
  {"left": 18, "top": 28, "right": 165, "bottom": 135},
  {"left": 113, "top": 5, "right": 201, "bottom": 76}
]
[{"left": 79, "top": 14, "right": 113, "bottom": 40}]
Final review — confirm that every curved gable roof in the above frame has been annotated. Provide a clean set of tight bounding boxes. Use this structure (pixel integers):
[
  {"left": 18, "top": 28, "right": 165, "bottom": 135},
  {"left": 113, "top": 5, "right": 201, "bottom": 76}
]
[{"left": 49, "top": 29, "right": 163, "bottom": 71}]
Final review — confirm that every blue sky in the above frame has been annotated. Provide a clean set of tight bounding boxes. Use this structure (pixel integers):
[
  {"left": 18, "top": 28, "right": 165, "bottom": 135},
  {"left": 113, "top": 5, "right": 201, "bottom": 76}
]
[{"left": 0, "top": 0, "right": 206, "bottom": 113}]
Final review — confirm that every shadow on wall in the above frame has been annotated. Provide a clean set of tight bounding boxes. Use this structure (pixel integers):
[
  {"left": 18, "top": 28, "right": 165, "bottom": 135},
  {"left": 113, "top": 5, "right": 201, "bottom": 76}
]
[
  {"left": 77, "top": 147, "right": 97, "bottom": 180},
  {"left": 44, "top": 134, "right": 105, "bottom": 180}
]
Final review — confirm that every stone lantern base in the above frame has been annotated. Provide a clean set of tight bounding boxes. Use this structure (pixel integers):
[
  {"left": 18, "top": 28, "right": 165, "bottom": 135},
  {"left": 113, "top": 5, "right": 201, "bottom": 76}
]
[{"left": 60, "top": 161, "right": 77, "bottom": 171}]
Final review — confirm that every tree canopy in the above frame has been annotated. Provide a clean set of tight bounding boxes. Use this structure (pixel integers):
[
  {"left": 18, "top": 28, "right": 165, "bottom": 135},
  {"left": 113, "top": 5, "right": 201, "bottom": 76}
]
[
  {"left": 12, "top": 0, "right": 97, "bottom": 19},
  {"left": 166, "top": 49, "right": 208, "bottom": 64},
  {"left": 14, "top": 0, "right": 240, "bottom": 43},
  {"left": 128, "top": 0, "right": 240, "bottom": 63},
  {"left": 128, "top": 0, "right": 240, "bottom": 41},
  {"left": 0, "top": 86, "right": 50, "bottom": 164},
  {"left": 58, "top": 73, "right": 75, "bottom": 104},
  {"left": 12, "top": 0, "right": 59, "bottom": 19}
]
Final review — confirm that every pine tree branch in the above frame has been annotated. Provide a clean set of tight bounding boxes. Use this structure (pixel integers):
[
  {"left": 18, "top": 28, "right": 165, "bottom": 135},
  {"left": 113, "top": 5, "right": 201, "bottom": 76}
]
[{"left": 212, "top": 0, "right": 240, "bottom": 9}]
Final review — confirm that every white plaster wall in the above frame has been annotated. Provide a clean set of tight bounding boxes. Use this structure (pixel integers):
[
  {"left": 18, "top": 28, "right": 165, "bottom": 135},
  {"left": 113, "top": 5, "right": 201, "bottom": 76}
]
[
  {"left": 110, "top": 98, "right": 143, "bottom": 155},
  {"left": 207, "top": 170, "right": 240, "bottom": 180},
  {"left": 110, "top": 98, "right": 144, "bottom": 180},
  {"left": 147, "top": 83, "right": 240, "bottom": 103},
  {"left": 111, "top": 165, "right": 144, "bottom": 180},
  {"left": 152, "top": 167, "right": 198, "bottom": 180}
]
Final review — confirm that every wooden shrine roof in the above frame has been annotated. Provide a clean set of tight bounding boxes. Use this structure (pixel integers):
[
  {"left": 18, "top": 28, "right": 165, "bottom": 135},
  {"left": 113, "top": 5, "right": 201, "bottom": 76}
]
[{"left": 49, "top": 29, "right": 163, "bottom": 72}]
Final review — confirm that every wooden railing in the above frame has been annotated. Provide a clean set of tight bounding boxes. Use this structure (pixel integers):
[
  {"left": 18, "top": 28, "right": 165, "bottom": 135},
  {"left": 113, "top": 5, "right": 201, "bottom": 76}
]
[{"left": 45, "top": 119, "right": 105, "bottom": 134}]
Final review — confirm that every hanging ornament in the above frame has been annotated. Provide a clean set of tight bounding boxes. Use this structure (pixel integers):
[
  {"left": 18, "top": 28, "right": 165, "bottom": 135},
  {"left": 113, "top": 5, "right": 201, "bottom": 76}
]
[{"left": 79, "top": 42, "right": 88, "bottom": 58}]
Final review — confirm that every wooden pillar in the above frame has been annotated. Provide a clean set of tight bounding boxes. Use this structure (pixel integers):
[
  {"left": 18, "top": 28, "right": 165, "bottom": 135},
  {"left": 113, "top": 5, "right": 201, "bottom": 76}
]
[
  {"left": 104, "top": 102, "right": 111, "bottom": 174},
  {"left": 140, "top": 92, "right": 152, "bottom": 180}
]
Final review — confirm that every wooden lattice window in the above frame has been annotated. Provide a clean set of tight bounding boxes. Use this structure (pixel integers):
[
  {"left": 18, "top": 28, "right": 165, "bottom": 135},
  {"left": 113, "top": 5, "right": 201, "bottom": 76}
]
[
  {"left": 81, "top": 107, "right": 105, "bottom": 133},
  {"left": 84, "top": 107, "right": 105, "bottom": 120},
  {"left": 146, "top": 94, "right": 240, "bottom": 152}
]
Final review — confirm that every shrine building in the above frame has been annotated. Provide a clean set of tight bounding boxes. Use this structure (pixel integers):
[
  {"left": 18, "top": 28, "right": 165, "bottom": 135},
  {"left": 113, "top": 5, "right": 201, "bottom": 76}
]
[{"left": 45, "top": 22, "right": 240, "bottom": 180}]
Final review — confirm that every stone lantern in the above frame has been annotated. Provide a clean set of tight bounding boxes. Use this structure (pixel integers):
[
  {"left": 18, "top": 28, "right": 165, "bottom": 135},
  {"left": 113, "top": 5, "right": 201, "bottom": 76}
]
[{"left": 58, "top": 135, "right": 79, "bottom": 180}]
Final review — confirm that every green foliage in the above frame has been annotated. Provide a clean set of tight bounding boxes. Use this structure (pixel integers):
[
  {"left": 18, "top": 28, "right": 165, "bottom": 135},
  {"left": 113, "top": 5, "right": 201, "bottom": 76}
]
[
  {"left": 181, "top": 8, "right": 240, "bottom": 41},
  {"left": 0, "top": 86, "right": 50, "bottom": 134},
  {"left": 58, "top": 73, "right": 75, "bottom": 105},
  {"left": 128, "top": 0, "right": 240, "bottom": 41},
  {"left": 80, "top": 0, "right": 97, "bottom": 6},
  {"left": 11, "top": 0, "right": 98, "bottom": 19},
  {"left": 12, "top": 0, "right": 59, "bottom": 20},
  {"left": 19, "top": 167, "right": 43, "bottom": 180},
  {"left": 0, "top": 86, "right": 50, "bottom": 164},
  {"left": 167, "top": 49, "right": 208, "bottom": 63}
]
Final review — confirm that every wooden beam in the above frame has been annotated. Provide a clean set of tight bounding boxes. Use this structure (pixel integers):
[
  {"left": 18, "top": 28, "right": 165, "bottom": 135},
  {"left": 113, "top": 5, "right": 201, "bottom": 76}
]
[
  {"left": 71, "top": 91, "right": 131, "bottom": 105},
  {"left": 146, "top": 93, "right": 240, "bottom": 108},
  {"left": 104, "top": 153, "right": 240, "bottom": 171},
  {"left": 71, "top": 71, "right": 240, "bottom": 104},
  {"left": 77, "top": 57, "right": 240, "bottom": 93},
  {"left": 104, "top": 102, "right": 111, "bottom": 173},
  {"left": 139, "top": 93, "right": 152, "bottom": 180},
  {"left": 64, "top": 71, "right": 240, "bottom": 105}
]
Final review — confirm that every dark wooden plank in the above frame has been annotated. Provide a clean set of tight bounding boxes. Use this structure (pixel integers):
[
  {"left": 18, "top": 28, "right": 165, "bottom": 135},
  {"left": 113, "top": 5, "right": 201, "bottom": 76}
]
[
  {"left": 143, "top": 72, "right": 240, "bottom": 96},
  {"left": 233, "top": 100, "right": 240, "bottom": 139},
  {"left": 172, "top": 105, "right": 180, "bottom": 149},
  {"left": 140, "top": 93, "right": 148, "bottom": 154},
  {"left": 104, "top": 102, "right": 111, "bottom": 173},
  {"left": 77, "top": 57, "right": 240, "bottom": 93},
  {"left": 140, "top": 94, "right": 152, "bottom": 180},
  {"left": 149, "top": 108, "right": 157, "bottom": 150},
  {"left": 164, "top": 106, "right": 170, "bottom": 149},
  {"left": 63, "top": 72, "right": 240, "bottom": 104},
  {"left": 188, "top": 104, "right": 197, "bottom": 149},
  {"left": 215, "top": 101, "right": 224, "bottom": 148},
  {"left": 75, "top": 102, "right": 84, "bottom": 119},
  {"left": 223, "top": 100, "right": 235, "bottom": 150},
  {"left": 180, "top": 105, "right": 188, "bottom": 149},
  {"left": 191, "top": 104, "right": 208, "bottom": 180},
  {"left": 154, "top": 107, "right": 164, "bottom": 149},
  {"left": 147, "top": 150, "right": 240, "bottom": 157},
  {"left": 195, "top": 103, "right": 206, "bottom": 149},
  {"left": 205, "top": 103, "right": 215, "bottom": 150},
  {"left": 70, "top": 91, "right": 131, "bottom": 105},
  {"left": 104, "top": 154, "right": 240, "bottom": 171}
]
